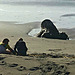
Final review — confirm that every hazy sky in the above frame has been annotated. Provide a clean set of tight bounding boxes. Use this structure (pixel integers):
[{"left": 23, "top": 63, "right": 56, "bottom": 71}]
[
  {"left": 0, "top": 0, "right": 75, "bottom": 7},
  {"left": 1, "top": 0, "right": 75, "bottom": 2},
  {"left": 0, "top": 0, "right": 52, "bottom": 2}
]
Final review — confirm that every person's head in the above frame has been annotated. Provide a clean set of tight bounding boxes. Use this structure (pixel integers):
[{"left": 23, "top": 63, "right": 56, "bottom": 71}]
[
  {"left": 2, "top": 38, "right": 9, "bottom": 44},
  {"left": 19, "top": 38, "right": 23, "bottom": 41}
]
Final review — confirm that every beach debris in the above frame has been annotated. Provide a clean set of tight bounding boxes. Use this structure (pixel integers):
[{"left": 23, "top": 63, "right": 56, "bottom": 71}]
[{"left": 17, "top": 66, "right": 26, "bottom": 71}]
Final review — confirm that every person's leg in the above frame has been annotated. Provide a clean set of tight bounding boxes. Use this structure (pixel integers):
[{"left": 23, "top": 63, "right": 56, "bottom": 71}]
[{"left": 4, "top": 50, "right": 11, "bottom": 54}]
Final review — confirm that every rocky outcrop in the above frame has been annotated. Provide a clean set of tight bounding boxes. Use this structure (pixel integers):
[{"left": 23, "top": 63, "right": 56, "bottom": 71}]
[{"left": 37, "top": 19, "right": 69, "bottom": 40}]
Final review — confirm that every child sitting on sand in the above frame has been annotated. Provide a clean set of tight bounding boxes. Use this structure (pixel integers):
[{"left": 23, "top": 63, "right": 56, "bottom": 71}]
[
  {"left": 0, "top": 38, "right": 15, "bottom": 54},
  {"left": 14, "top": 38, "right": 28, "bottom": 56}
]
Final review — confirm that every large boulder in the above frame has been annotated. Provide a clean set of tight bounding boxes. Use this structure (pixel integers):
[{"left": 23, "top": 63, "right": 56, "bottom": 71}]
[
  {"left": 41, "top": 19, "right": 59, "bottom": 35},
  {"left": 37, "top": 19, "right": 69, "bottom": 40}
]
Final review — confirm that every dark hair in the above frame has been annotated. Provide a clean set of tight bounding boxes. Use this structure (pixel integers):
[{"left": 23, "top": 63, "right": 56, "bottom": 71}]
[
  {"left": 19, "top": 38, "right": 23, "bottom": 41},
  {"left": 3, "top": 38, "right": 9, "bottom": 43}
]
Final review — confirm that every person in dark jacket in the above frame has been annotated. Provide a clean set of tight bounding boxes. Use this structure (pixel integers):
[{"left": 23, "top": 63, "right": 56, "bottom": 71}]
[{"left": 14, "top": 38, "right": 28, "bottom": 56}]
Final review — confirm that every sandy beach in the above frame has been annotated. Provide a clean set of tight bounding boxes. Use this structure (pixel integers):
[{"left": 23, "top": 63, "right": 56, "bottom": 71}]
[{"left": 0, "top": 21, "right": 75, "bottom": 75}]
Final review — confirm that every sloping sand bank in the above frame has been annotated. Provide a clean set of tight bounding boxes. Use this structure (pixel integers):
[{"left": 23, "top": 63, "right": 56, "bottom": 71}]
[{"left": 0, "top": 21, "right": 75, "bottom": 75}]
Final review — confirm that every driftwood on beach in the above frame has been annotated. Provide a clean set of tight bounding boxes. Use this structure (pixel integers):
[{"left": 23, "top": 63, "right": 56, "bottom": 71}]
[{"left": 37, "top": 19, "right": 69, "bottom": 40}]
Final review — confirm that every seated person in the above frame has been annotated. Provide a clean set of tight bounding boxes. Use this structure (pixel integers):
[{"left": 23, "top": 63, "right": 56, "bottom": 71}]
[
  {"left": 14, "top": 38, "right": 28, "bottom": 56},
  {"left": 0, "top": 38, "right": 15, "bottom": 54}
]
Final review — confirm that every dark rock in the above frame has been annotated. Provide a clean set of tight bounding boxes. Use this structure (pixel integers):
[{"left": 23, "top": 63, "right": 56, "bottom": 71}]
[{"left": 37, "top": 19, "right": 69, "bottom": 40}]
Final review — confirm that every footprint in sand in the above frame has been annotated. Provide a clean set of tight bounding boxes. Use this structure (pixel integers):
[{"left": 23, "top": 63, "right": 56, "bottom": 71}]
[
  {"left": 56, "top": 65, "right": 67, "bottom": 72},
  {"left": 65, "top": 72, "right": 70, "bottom": 75},
  {"left": 8, "top": 63, "right": 18, "bottom": 67},
  {"left": 66, "top": 61, "right": 75, "bottom": 65},
  {"left": 0, "top": 57, "right": 6, "bottom": 60},
  {"left": 48, "top": 49, "right": 62, "bottom": 52},
  {"left": 29, "top": 67, "right": 39, "bottom": 71},
  {"left": 0, "top": 61, "right": 6, "bottom": 65},
  {"left": 17, "top": 66, "right": 26, "bottom": 71}
]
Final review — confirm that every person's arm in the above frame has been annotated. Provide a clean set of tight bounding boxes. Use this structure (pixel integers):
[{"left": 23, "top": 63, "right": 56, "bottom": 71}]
[
  {"left": 14, "top": 42, "right": 18, "bottom": 53},
  {"left": 14, "top": 45, "right": 16, "bottom": 51},
  {"left": 7, "top": 45, "right": 16, "bottom": 55},
  {"left": 24, "top": 42, "right": 28, "bottom": 51},
  {"left": 7, "top": 45, "right": 13, "bottom": 51}
]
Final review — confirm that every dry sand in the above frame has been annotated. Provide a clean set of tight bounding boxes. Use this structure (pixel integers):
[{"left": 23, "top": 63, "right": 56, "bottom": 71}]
[{"left": 0, "top": 21, "right": 75, "bottom": 75}]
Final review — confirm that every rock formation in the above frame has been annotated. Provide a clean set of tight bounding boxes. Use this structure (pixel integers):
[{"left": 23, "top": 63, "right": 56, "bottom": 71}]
[{"left": 37, "top": 19, "right": 69, "bottom": 40}]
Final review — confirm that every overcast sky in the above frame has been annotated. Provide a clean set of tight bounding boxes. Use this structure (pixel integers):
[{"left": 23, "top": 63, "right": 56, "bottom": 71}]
[
  {"left": 1, "top": 0, "right": 75, "bottom": 6},
  {"left": 2, "top": 0, "right": 53, "bottom": 1},
  {"left": 1, "top": 0, "right": 74, "bottom": 2}
]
